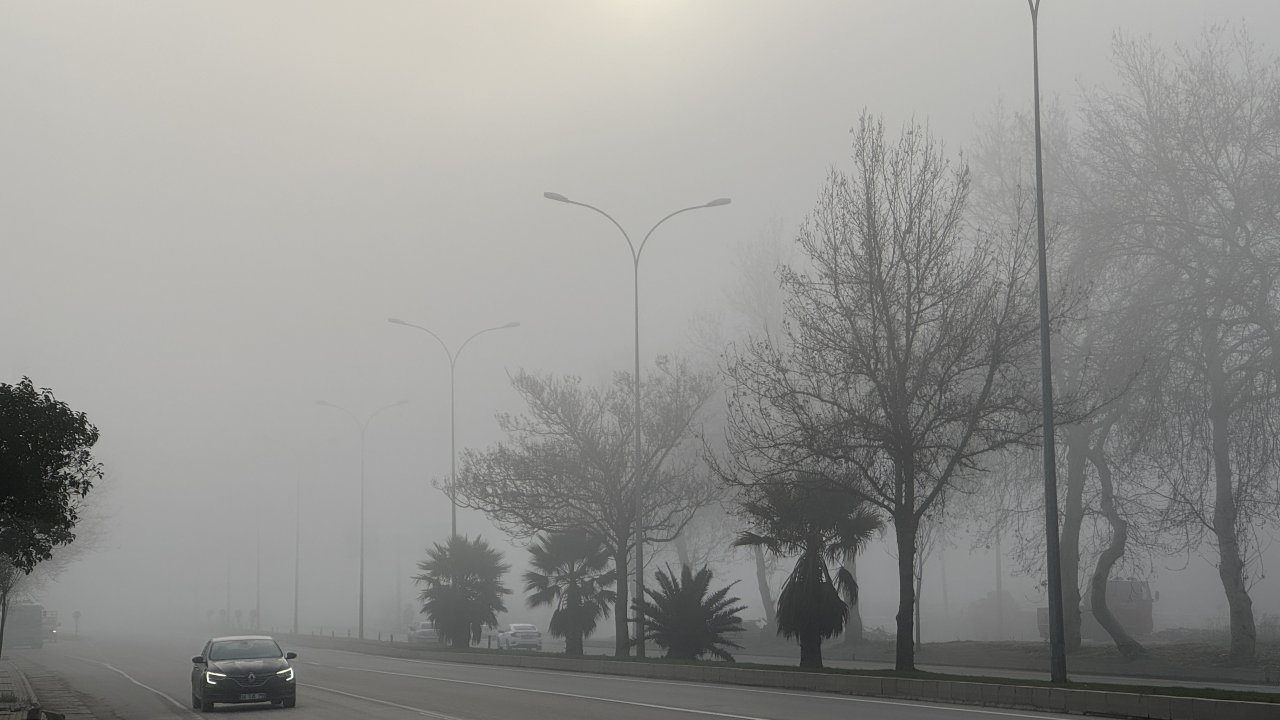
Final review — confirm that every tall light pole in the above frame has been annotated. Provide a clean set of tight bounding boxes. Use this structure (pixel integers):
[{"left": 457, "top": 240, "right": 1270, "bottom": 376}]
[
  {"left": 387, "top": 318, "right": 519, "bottom": 539},
  {"left": 293, "top": 473, "right": 301, "bottom": 636},
  {"left": 255, "top": 524, "right": 261, "bottom": 630},
  {"left": 543, "top": 191, "right": 730, "bottom": 657},
  {"left": 1027, "top": 0, "right": 1067, "bottom": 684},
  {"left": 317, "top": 398, "right": 409, "bottom": 640}
]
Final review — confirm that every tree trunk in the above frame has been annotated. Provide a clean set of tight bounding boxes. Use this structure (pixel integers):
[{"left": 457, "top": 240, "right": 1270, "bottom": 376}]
[
  {"left": 613, "top": 547, "right": 631, "bottom": 657},
  {"left": 1206, "top": 353, "right": 1256, "bottom": 664},
  {"left": 914, "top": 562, "right": 924, "bottom": 649},
  {"left": 753, "top": 546, "right": 776, "bottom": 635},
  {"left": 1060, "top": 427, "right": 1088, "bottom": 652},
  {"left": 565, "top": 586, "right": 584, "bottom": 657},
  {"left": 843, "top": 554, "right": 862, "bottom": 645},
  {"left": 674, "top": 535, "right": 691, "bottom": 570},
  {"left": 0, "top": 591, "right": 8, "bottom": 660},
  {"left": 566, "top": 631, "right": 584, "bottom": 657},
  {"left": 1088, "top": 442, "right": 1144, "bottom": 660},
  {"left": 893, "top": 514, "right": 917, "bottom": 671},
  {"left": 798, "top": 628, "right": 823, "bottom": 669},
  {"left": 939, "top": 544, "right": 949, "bottom": 634}
]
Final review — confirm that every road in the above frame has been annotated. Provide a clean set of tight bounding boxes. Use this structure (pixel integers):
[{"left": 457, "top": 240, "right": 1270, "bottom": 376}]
[{"left": 10, "top": 632, "right": 1081, "bottom": 720}]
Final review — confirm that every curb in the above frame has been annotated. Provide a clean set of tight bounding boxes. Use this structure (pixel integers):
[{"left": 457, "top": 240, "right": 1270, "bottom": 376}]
[
  {"left": 1, "top": 660, "right": 41, "bottom": 720},
  {"left": 278, "top": 633, "right": 1278, "bottom": 720}
]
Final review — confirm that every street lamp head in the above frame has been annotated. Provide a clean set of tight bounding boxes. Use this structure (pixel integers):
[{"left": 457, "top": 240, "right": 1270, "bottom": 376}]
[
  {"left": 316, "top": 400, "right": 332, "bottom": 407},
  {"left": 543, "top": 191, "right": 570, "bottom": 203},
  {"left": 394, "top": 399, "right": 410, "bottom": 406},
  {"left": 387, "top": 317, "right": 407, "bottom": 326},
  {"left": 704, "top": 198, "right": 732, "bottom": 207},
  {"left": 501, "top": 322, "right": 520, "bottom": 329}
]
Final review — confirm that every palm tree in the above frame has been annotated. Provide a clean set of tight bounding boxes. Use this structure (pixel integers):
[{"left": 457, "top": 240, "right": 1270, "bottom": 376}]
[
  {"left": 636, "top": 564, "right": 746, "bottom": 661},
  {"left": 523, "top": 529, "right": 616, "bottom": 656},
  {"left": 734, "top": 472, "right": 883, "bottom": 668},
  {"left": 413, "top": 535, "right": 510, "bottom": 649}
]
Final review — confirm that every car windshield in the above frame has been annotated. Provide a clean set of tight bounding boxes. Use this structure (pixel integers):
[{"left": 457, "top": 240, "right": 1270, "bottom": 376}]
[
  {"left": 511, "top": 625, "right": 536, "bottom": 632},
  {"left": 208, "top": 639, "right": 283, "bottom": 661}
]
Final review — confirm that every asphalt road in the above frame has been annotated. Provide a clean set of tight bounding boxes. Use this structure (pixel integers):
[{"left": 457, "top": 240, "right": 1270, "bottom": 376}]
[{"left": 10, "top": 632, "right": 1082, "bottom": 720}]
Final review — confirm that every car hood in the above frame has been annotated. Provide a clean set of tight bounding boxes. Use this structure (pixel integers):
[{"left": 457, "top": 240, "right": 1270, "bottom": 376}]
[{"left": 209, "top": 658, "right": 288, "bottom": 675}]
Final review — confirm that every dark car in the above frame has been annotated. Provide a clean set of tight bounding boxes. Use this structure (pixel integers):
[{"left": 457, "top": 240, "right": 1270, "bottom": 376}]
[{"left": 190, "top": 635, "right": 297, "bottom": 711}]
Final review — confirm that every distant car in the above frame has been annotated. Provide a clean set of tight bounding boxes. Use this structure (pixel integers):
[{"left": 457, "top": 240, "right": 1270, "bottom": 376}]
[
  {"left": 190, "top": 635, "right": 297, "bottom": 711},
  {"left": 409, "top": 620, "right": 441, "bottom": 644},
  {"left": 496, "top": 623, "right": 542, "bottom": 651}
]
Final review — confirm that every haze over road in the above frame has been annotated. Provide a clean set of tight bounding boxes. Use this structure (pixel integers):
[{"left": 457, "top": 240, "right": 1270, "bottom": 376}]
[{"left": 13, "top": 633, "right": 1080, "bottom": 720}]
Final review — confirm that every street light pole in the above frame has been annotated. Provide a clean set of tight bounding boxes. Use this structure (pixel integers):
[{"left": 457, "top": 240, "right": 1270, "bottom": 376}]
[
  {"left": 293, "top": 473, "right": 301, "bottom": 636},
  {"left": 543, "top": 191, "right": 730, "bottom": 657},
  {"left": 255, "top": 524, "right": 261, "bottom": 631},
  {"left": 1027, "top": 0, "right": 1067, "bottom": 684},
  {"left": 317, "top": 398, "right": 409, "bottom": 640},
  {"left": 387, "top": 318, "right": 519, "bottom": 539}
]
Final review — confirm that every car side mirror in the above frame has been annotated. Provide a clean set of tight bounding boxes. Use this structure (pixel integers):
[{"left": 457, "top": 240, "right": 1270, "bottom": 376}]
[
  {"left": 192, "top": 656, "right": 205, "bottom": 664},
  {"left": 285, "top": 652, "right": 297, "bottom": 660}
]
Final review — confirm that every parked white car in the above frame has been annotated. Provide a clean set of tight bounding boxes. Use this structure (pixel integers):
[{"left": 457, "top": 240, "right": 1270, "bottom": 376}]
[
  {"left": 409, "top": 621, "right": 440, "bottom": 644},
  {"left": 496, "top": 623, "right": 542, "bottom": 651}
]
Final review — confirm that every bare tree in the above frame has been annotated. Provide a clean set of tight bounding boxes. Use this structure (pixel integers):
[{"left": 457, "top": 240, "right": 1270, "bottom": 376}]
[
  {"left": 720, "top": 114, "right": 1049, "bottom": 671},
  {"left": 455, "top": 357, "right": 718, "bottom": 656},
  {"left": 1079, "top": 27, "right": 1280, "bottom": 664}
]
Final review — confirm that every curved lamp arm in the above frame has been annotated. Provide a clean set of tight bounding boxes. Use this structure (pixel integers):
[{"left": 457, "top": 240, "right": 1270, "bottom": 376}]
[{"left": 544, "top": 192, "right": 730, "bottom": 264}]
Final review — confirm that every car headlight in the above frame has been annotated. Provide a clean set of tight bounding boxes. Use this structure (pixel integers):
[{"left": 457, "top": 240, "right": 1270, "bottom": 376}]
[
  {"left": 276, "top": 667, "right": 294, "bottom": 682},
  {"left": 205, "top": 671, "right": 226, "bottom": 685}
]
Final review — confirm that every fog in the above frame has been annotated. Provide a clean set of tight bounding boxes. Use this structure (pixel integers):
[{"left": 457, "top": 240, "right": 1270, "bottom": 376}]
[{"left": 4, "top": 1, "right": 1279, "bottom": 646}]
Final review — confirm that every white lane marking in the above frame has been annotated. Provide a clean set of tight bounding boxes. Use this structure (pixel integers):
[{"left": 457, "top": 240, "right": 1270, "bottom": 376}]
[
  {"left": 338, "top": 665, "right": 795, "bottom": 720},
  {"left": 301, "top": 683, "right": 469, "bottom": 719},
  {"left": 67, "top": 655, "right": 196, "bottom": 716},
  {"left": 307, "top": 651, "right": 1072, "bottom": 720}
]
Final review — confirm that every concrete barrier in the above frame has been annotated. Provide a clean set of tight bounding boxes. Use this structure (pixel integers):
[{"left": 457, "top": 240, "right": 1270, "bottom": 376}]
[{"left": 277, "top": 633, "right": 1277, "bottom": 720}]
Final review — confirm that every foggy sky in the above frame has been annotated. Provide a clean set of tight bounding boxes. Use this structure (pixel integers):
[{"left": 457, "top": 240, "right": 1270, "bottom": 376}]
[{"left": 3, "top": 1, "right": 1276, "bottom": 637}]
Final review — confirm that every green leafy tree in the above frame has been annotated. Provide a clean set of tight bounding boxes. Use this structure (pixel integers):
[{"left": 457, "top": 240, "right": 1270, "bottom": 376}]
[
  {"left": 635, "top": 564, "right": 745, "bottom": 662},
  {"left": 0, "top": 378, "right": 102, "bottom": 572},
  {"left": 732, "top": 472, "right": 883, "bottom": 669},
  {"left": 414, "top": 535, "right": 511, "bottom": 649},
  {"left": 523, "top": 530, "right": 616, "bottom": 657}
]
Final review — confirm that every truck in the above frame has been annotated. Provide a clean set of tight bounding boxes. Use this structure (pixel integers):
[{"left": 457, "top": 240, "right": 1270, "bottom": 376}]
[
  {"left": 6, "top": 603, "right": 45, "bottom": 649},
  {"left": 1037, "top": 578, "right": 1157, "bottom": 642}
]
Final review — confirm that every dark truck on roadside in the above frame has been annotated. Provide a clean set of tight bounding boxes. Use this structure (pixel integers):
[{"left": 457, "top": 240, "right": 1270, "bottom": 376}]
[
  {"left": 1038, "top": 578, "right": 1157, "bottom": 642},
  {"left": 6, "top": 603, "right": 45, "bottom": 649}
]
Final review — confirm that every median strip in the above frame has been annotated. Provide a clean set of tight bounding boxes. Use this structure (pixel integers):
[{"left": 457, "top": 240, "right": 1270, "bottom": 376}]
[{"left": 281, "top": 633, "right": 1279, "bottom": 720}]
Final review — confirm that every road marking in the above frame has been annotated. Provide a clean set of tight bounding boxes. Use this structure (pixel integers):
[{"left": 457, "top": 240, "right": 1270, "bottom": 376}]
[
  {"left": 68, "top": 655, "right": 196, "bottom": 716},
  {"left": 301, "top": 683, "right": 469, "bottom": 719},
  {"left": 338, "top": 665, "right": 791, "bottom": 720},
  {"left": 321, "top": 652, "right": 1071, "bottom": 720}
]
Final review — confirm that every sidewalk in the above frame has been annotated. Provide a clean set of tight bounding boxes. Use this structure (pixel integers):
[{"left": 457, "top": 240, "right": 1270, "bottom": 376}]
[{"left": 0, "top": 659, "right": 39, "bottom": 720}]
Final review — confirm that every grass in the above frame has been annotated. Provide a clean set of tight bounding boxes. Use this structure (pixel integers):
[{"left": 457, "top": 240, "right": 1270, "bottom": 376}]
[{"left": 0, "top": 691, "right": 16, "bottom": 704}]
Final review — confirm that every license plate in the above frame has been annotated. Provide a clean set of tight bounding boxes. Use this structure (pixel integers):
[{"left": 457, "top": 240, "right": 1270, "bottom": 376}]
[{"left": 239, "top": 693, "right": 267, "bottom": 701}]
